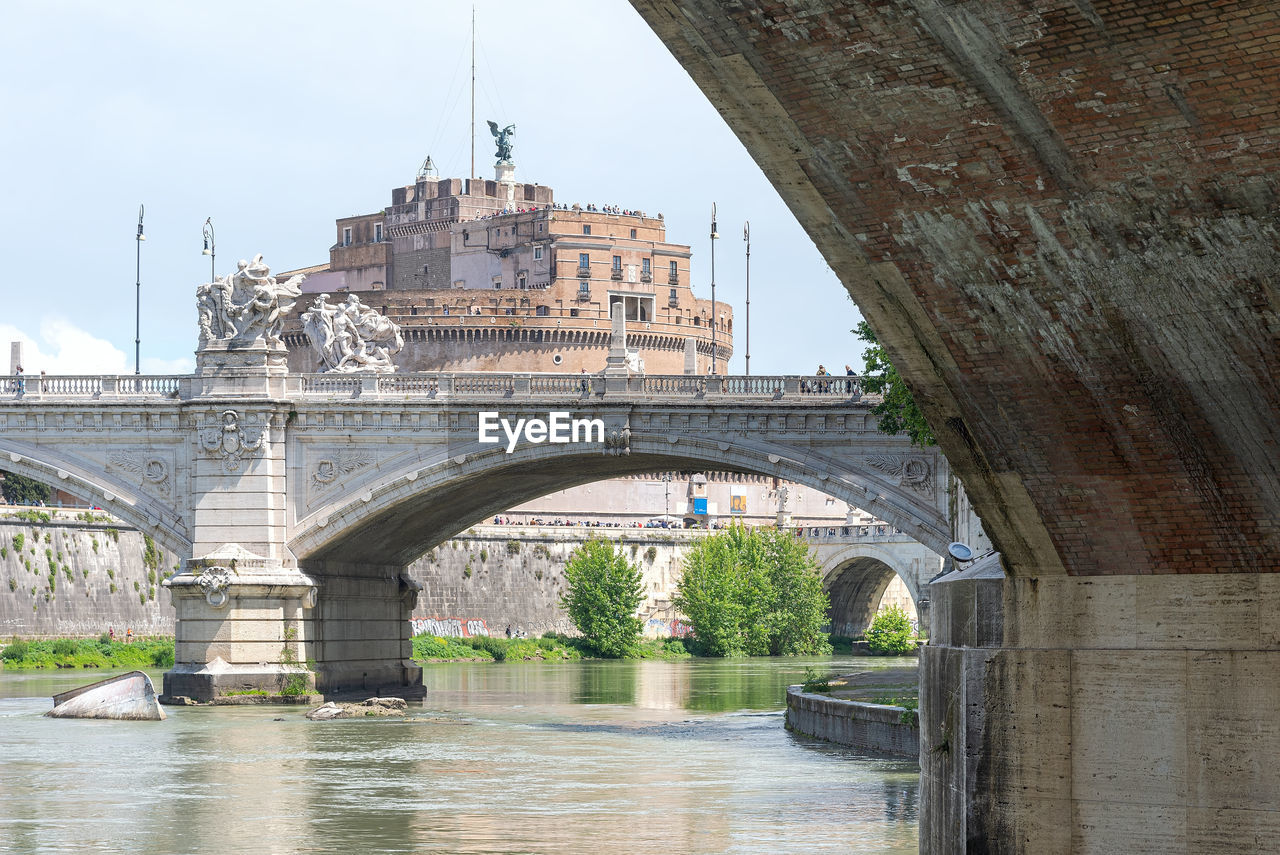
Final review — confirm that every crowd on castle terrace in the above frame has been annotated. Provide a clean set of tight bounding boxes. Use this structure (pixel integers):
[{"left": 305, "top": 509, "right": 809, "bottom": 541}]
[{"left": 467, "top": 202, "right": 655, "bottom": 221}]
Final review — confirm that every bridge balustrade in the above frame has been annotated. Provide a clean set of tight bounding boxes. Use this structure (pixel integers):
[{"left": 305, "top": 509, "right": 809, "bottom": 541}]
[{"left": 1, "top": 373, "right": 868, "bottom": 403}]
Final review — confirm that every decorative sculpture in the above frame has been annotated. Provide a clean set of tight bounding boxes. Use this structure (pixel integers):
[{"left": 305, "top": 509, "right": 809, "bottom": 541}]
[
  {"left": 301, "top": 294, "right": 404, "bottom": 373},
  {"left": 487, "top": 120, "right": 516, "bottom": 164},
  {"left": 197, "top": 254, "right": 304, "bottom": 348},
  {"left": 199, "top": 410, "right": 267, "bottom": 472}
]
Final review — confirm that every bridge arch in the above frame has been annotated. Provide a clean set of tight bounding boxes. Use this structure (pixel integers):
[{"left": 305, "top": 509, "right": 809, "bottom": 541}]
[
  {"left": 289, "top": 432, "right": 950, "bottom": 565},
  {"left": 817, "top": 542, "right": 931, "bottom": 636},
  {"left": 0, "top": 440, "right": 191, "bottom": 556}
]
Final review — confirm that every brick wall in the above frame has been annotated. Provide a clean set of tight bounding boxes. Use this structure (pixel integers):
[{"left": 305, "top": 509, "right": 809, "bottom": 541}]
[{"left": 632, "top": 0, "right": 1280, "bottom": 577}]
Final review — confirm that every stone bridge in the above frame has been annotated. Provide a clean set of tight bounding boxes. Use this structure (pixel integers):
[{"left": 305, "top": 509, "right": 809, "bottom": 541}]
[
  {"left": 0, "top": 367, "right": 947, "bottom": 699},
  {"left": 630, "top": 3, "right": 1280, "bottom": 850}
]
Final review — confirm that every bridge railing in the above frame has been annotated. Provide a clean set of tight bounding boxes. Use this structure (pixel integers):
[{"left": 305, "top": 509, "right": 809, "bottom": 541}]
[
  {"left": 0, "top": 375, "right": 190, "bottom": 400},
  {"left": 0, "top": 373, "right": 868, "bottom": 402},
  {"left": 289, "top": 373, "right": 868, "bottom": 401}
]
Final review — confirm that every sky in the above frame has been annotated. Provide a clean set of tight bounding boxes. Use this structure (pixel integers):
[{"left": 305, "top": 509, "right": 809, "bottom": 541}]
[{"left": 0, "top": 0, "right": 865, "bottom": 377}]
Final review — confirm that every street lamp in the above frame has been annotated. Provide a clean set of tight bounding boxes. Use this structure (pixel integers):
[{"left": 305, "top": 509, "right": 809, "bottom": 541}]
[
  {"left": 135, "top": 204, "right": 145, "bottom": 375},
  {"left": 710, "top": 203, "right": 719, "bottom": 375},
  {"left": 201, "top": 217, "right": 216, "bottom": 283},
  {"left": 743, "top": 221, "right": 750, "bottom": 377}
]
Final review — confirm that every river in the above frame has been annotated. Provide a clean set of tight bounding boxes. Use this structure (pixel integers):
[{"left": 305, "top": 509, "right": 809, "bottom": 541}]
[{"left": 0, "top": 656, "right": 918, "bottom": 854}]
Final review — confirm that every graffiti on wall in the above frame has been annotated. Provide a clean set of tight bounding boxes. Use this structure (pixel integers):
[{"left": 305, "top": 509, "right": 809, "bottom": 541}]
[
  {"left": 645, "top": 618, "right": 693, "bottom": 638},
  {"left": 410, "top": 617, "right": 490, "bottom": 638}
]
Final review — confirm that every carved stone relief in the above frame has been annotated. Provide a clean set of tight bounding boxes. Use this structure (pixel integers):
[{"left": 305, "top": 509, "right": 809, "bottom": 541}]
[
  {"left": 864, "top": 454, "right": 934, "bottom": 496},
  {"left": 106, "top": 451, "right": 172, "bottom": 496},
  {"left": 198, "top": 410, "right": 267, "bottom": 472}
]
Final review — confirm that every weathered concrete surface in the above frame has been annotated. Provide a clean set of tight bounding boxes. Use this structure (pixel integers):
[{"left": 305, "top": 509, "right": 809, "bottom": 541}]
[
  {"left": 0, "top": 515, "right": 175, "bottom": 637},
  {"left": 628, "top": 0, "right": 1280, "bottom": 579},
  {"left": 629, "top": 4, "right": 1280, "bottom": 850},
  {"left": 786, "top": 686, "right": 919, "bottom": 758},
  {"left": 925, "top": 560, "right": 1280, "bottom": 854},
  {"left": 45, "top": 670, "right": 165, "bottom": 720}
]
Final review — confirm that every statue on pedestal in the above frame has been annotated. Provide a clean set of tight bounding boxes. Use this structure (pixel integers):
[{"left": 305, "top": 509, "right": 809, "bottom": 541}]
[
  {"left": 487, "top": 120, "right": 516, "bottom": 164},
  {"left": 301, "top": 294, "right": 404, "bottom": 373},
  {"left": 197, "top": 254, "right": 304, "bottom": 348}
]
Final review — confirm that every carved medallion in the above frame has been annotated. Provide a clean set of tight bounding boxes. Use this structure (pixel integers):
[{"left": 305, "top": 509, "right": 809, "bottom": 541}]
[
  {"left": 107, "top": 451, "right": 171, "bottom": 496},
  {"left": 199, "top": 410, "right": 267, "bottom": 472},
  {"left": 864, "top": 454, "right": 933, "bottom": 496},
  {"left": 312, "top": 448, "right": 376, "bottom": 487}
]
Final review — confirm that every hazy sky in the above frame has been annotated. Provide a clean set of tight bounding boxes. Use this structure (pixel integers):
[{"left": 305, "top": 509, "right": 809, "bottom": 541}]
[{"left": 1, "top": 0, "right": 865, "bottom": 377}]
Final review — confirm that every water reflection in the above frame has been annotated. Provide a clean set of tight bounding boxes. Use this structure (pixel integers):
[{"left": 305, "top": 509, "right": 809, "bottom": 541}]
[{"left": 0, "top": 658, "right": 918, "bottom": 855}]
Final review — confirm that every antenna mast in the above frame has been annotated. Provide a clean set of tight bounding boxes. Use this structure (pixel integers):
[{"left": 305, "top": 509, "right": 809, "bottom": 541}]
[{"left": 470, "top": 6, "right": 476, "bottom": 180}]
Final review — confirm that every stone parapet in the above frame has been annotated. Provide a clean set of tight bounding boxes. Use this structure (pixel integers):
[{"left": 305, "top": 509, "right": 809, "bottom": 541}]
[{"left": 785, "top": 686, "right": 919, "bottom": 757}]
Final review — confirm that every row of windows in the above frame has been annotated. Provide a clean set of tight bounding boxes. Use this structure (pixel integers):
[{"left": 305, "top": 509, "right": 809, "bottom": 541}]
[
  {"left": 340, "top": 223, "right": 384, "bottom": 247},
  {"left": 577, "top": 253, "right": 675, "bottom": 275},
  {"left": 582, "top": 225, "right": 640, "bottom": 239}
]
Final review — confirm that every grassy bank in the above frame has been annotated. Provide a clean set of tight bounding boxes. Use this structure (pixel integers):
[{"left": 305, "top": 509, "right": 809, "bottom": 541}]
[
  {"left": 0, "top": 636, "right": 174, "bottom": 670},
  {"left": 412, "top": 633, "right": 692, "bottom": 662}
]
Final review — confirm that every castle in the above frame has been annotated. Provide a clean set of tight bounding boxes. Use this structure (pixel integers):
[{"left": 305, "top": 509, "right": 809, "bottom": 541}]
[{"left": 279, "top": 160, "right": 731, "bottom": 375}]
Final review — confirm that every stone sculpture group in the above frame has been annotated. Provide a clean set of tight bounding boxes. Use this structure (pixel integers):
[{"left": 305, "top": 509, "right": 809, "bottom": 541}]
[
  {"left": 301, "top": 293, "right": 404, "bottom": 374},
  {"left": 197, "top": 254, "right": 303, "bottom": 348}
]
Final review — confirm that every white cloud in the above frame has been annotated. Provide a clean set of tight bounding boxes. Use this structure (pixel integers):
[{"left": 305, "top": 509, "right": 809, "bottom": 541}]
[{"left": 0, "top": 318, "right": 190, "bottom": 376}]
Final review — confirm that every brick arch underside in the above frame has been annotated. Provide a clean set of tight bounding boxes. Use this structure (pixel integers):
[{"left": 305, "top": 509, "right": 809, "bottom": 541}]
[
  {"left": 290, "top": 438, "right": 948, "bottom": 566},
  {"left": 824, "top": 556, "right": 916, "bottom": 637},
  {"left": 0, "top": 441, "right": 191, "bottom": 557}
]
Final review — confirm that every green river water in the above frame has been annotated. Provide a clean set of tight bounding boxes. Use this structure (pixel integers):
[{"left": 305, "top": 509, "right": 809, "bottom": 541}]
[{"left": 0, "top": 656, "right": 918, "bottom": 854}]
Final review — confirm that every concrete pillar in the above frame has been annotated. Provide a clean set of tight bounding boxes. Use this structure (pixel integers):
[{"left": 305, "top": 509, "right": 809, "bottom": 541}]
[
  {"left": 161, "top": 547, "right": 318, "bottom": 702},
  {"left": 921, "top": 557, "right": 1280, "bottom": 853},
  {"left": 300, "top": 560, "right": 424, "bottom": 698}
]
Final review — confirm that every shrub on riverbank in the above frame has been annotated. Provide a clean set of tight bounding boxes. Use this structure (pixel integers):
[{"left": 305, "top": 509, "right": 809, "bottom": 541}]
[
  {"left": 0, "top": 636, "right": 174, "bottom": 670},
  {"left": 411, "top": 633, "right": 691, "bottom": 663},
  {"left": 675, "top": 526, "right": 832, "bottom": 657},
  {"left": 560, "top": 539, "right": 645, "bottom": 658},
  {"left": 863, "top": 605, "right": 917, "bottom": 654}
]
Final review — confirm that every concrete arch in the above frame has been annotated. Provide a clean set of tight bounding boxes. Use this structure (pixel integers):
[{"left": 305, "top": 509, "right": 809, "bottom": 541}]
[
  {"left": 817, "top": 542, "right": 936, "bottom": 635},
  {"left": 0, "top": 440, "right": 191, "bottom": 557},
  {"left": 289, "top": 432, "right": 950, "bottom": 565}
]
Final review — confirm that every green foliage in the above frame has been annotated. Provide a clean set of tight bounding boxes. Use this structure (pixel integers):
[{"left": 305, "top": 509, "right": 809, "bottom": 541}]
[
  {"left": 109, "top": 583, "right": 117, "bottom": 594},
  {"left": 7, "top": 578, "right": 14, "bottom": 592},
  {"left": 106, "top": 527, "right": 119, "bottom": 543},
  {"left": 854, "top": 320, "right": 936, "bottom": 447},
  {"left": 462, "top": 564, "right": 472, "bottom": 579},
  {"left": 800, "top": 666, "right": 831, "bottom": 693},
  {"left": 106, "top": 568, "right": 114, "bottom": 580},
  {"left": 478, "top": 548, "right": 488, "bottom": 562},
  {"left": 560, "top": 539, "right": 645, "bottom": 658},
  {"left": 0, "top": 636, "right": 174, "bottom": 670},
  {"left": 864, "top": 604, "right": 917, "bottom": 655},
  {"left": 505, "top": 540, "right": 521, "bottom": 555},
  {"left": 0, "top": 471, "right": 51, "bottom": 506},
  {"left": 281, "top": 674, "right": 309, "bottom": 696},
  {"left": 674, "top": 525, "right": 832, "bottom": 657},
  {"left": 532, "top": 543, "right": 551, "bottom": 560},
  {"left": 644, "top": 545, "right": 658, "bottom": 563},
  {"left": 142, "top": 534, "right": 160, "bottom": 572}
]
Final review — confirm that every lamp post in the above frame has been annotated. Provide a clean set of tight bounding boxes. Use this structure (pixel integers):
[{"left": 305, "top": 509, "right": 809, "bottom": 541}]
[
  {"left": 743, "top": 220, "right": 750, "bottom": 377},
  {"left": 135, "top": 204, "right": 145, "bottom": 375},
  {"left": 710, "top": 203, "right": 719, "bottom": 375},
  {"left": 201, "top": 217, "right": 216, "bottom": 283}
]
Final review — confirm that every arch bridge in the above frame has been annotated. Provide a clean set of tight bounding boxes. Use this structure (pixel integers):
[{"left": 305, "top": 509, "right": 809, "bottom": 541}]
[{"left": 0, "top": 368, "right": 947, "bottom": 699}]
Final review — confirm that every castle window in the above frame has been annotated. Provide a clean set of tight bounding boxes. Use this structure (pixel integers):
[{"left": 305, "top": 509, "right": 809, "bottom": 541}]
[
  {"left": 536, "top": 305, "right": 549, "bottom": 316},
  {"left": 612, "top": 255, "right": 622, "bottom": 271},
  {"left": 630, "top": 228, "right": 637, "bottom": 239},
  {"left": 342, "top": 227, "right": 352, "bottom": 247},
  {"left": 669, "top": 260, "right": 678, "bottom": 280},
  {"left": 374, "top": 223, "right": 383, "bottom": 242},
  {"left": 642, "top": 258, "right": 651, "bottom": 275},
  {"left": 493, "top": 276, "right": 503, "bottom": 289},
  {"left": 534, "top": 246, "right": 544, "bottom": 261},
  {"left": 583, "top": 225, "right": 591, "bottom": 235}
]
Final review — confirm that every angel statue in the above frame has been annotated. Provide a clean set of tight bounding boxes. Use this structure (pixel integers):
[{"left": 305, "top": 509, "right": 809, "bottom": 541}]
[{"left": 487, "top": 120, "right": 516, "bottom": 164}]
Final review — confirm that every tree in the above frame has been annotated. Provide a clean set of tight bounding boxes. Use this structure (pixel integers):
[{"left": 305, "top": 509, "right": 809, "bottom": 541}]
[
  {"left": 854, "top": 320, "right": 936, "bottom": 447},
  {"left": 675, "top": 526, "right": 831, "bottom": 657},
  {"left": 560, "top": 538, "right": 645, "bottom": 658},
  {"left": 864, "top": 604, "right": 917, "bottom": 655},
  {"left": 0, "top": 471, "right": 51, "bottom": 507}
]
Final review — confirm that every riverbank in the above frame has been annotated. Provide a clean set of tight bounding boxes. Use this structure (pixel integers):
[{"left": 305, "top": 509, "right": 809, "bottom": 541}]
[
  {"left": 412, "top": 633, "right": 692, "bottom": 662},
  {"left": 0, "top": 636, "right": 174, "bottom": 670}
]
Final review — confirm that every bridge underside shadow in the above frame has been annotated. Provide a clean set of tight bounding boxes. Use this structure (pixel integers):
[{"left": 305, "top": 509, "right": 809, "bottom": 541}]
[
  {"left": 299, "top": 449, "right": 869, "bottom": 696},
  {"left": 825, "top": 557, "right": 917, "bottom": 638}
]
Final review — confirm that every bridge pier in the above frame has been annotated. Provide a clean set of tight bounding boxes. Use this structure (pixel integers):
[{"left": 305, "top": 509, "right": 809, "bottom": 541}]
[
  {"left": 922, "top": 561, "right": 1280, "bottom": 853},
  {"left": 301, "top": 561, "right": 424, "bottom": 698},
  {"left": 161, "top": 548, "right": 319, "bottom": 702}
]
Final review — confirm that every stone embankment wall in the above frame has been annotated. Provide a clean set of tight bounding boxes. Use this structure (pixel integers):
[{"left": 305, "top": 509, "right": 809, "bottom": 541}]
[
  {"left": 406, "top": 526, "right": 700, "bottom": 638},
  {"left": 0, "top": 514, "right": 177, "bottom": 638},
  {"left": 785, "top": 686, "right": 919, "bottom": 758}
]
